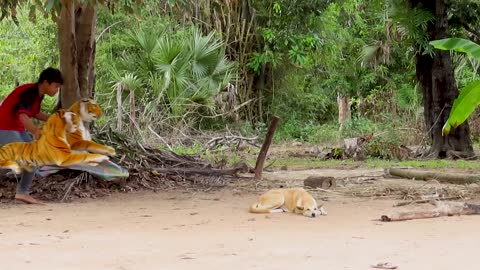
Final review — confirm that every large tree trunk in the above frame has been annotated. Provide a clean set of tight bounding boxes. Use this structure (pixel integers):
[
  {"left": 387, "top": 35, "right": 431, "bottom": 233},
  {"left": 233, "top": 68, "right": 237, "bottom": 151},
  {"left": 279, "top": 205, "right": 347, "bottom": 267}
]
[
  {"left": 57, "top": 0, "right": 97, "bottom": 109},
  {"left": 411, "top": 0, "right": 473, "bottom": 158},
  {"left": 75, "top": 3, "right": 97, "bottom": 100}
]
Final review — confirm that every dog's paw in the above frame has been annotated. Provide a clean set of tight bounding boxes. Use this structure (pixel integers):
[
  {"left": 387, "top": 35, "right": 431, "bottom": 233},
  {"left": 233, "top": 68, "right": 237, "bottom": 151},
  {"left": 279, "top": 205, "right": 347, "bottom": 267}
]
[{"left": 319, "top": 206, "right": 328, "bottom": 216}]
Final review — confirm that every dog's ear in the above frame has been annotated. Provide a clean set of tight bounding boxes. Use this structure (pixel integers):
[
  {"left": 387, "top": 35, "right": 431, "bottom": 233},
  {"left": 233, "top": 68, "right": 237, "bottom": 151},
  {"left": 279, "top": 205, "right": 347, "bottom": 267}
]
[{"left": 296, "top": 199, "right": 304, "bottom": 211}]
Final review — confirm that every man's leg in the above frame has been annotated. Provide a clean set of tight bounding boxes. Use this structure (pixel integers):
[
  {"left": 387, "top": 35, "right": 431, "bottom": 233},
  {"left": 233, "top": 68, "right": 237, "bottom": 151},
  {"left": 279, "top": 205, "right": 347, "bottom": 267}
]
[
  {"left": 0, "top": 131, "right": 22, "bottom": 182},
  {"left": 14, "top": 132, "right": 44, "bottom": 204},
  {"left": 0, "top": 131, "right": 44, "bottom": 205}
]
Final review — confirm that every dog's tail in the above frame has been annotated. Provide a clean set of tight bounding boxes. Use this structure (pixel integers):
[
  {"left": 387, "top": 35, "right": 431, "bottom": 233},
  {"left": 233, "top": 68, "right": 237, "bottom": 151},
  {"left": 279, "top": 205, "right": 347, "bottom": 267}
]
[{"left": 249, "top": 203, "right": 274, "bottom": 214}]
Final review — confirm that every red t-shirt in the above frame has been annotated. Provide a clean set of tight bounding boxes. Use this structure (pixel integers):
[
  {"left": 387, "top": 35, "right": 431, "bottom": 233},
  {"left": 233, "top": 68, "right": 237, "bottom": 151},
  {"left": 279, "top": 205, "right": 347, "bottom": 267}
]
[{"left": 0, "top": 83, "right": 44, "bottom": 131}]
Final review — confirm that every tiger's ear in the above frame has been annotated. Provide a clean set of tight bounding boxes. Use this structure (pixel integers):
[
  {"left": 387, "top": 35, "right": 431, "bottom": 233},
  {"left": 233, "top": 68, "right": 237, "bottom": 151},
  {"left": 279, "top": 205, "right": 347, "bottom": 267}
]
[
  {"left": 56, "top": 109, "right": 65, "bottom": 118},
  {"left": 63, "top": 111, "right": 76, "bottom": 122}
]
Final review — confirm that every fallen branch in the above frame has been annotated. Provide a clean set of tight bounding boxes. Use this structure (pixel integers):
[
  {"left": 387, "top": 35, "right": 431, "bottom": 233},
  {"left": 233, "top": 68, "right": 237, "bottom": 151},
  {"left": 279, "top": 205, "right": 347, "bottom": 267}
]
[
  {"left": 205, "top": 135, "right": 259, "bottom": 150},
  {"left": 393, "top": 196, "right": 463, "bottom": 207},
  {"left": 385, "top": 167, "right": 480, "bottom": 184},
  {"left": 152, "top": 162, "right": 249, "bottom": 177},
  {"left": 381, "top": 201, "right": 480, "bottom": 222}
]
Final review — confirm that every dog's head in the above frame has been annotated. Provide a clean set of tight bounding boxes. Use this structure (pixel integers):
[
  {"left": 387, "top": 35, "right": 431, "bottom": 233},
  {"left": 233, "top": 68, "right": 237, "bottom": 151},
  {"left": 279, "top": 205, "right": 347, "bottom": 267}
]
[{"left": 296, "top": 199, "right": 327, "bottom": 218}]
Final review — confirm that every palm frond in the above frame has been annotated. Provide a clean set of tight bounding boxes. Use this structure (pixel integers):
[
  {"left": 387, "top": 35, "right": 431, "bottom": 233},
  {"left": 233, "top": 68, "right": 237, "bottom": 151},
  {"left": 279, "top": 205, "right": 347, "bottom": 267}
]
[{"left": 190, "top": 29, "right": 224, "bottom": 78}]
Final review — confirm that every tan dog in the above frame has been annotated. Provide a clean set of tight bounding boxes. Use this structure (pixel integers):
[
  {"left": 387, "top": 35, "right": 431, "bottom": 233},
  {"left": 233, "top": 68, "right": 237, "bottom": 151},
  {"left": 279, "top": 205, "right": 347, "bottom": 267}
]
[{"left": 249, "top": 187, "right": 327, "bottom": 218}]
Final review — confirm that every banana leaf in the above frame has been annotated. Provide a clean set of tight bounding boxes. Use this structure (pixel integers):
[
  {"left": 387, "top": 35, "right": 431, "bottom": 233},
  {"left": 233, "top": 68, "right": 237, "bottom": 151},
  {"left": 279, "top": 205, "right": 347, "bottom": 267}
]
[
  {"left": 430, "top": 38, "right": 480, "bottom": 60},
  {"left": 430, "top": 38, "right": 480, "bottom": 135}
]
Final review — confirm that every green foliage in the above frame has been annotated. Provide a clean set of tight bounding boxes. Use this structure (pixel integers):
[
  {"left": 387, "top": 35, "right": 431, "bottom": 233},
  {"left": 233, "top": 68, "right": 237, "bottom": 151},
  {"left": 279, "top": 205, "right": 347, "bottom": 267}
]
[
  {"left": 275, "top": 119, "right": 331, "bottom": 143},
  {"left": 249, "top": 0, "right": 328, "bottom": 71},
  {"left": 0, "top": 5, "right": 58, "bottom": 112},
  {"left": 364, "top": 129, "right": 404, "bottom": 160},
  {"left": 1, "top": 0, "right": 142, "bottom": 24},
  {"left": 95, "top": 9, "right": 235, "bottom": 134}
]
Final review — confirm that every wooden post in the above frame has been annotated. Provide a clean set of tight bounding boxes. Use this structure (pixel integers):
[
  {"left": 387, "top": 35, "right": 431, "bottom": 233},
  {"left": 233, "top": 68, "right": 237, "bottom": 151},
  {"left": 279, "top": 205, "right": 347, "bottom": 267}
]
[
  {"left": 116, "top": 83, "right": 123, "bottom": 132},
  {"left": 254, "top": 116, "right": 280, "bottom": 180}
]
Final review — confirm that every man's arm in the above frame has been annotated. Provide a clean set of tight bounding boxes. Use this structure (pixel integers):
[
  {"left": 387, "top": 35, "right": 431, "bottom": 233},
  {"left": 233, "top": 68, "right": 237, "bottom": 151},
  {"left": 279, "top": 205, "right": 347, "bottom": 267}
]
[
  {"left": 34, "top": 112, "right": 50, "bottom": 122},
  {"left": 19, "top": 113, "right": 42, "bottom": 139}
]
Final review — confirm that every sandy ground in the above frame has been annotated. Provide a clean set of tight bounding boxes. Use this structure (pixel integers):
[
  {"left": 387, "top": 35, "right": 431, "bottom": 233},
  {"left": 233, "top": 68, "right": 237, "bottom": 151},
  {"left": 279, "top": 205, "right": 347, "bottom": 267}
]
[{"left": 1, "top": 179, "right": 479, "bottom": 270}]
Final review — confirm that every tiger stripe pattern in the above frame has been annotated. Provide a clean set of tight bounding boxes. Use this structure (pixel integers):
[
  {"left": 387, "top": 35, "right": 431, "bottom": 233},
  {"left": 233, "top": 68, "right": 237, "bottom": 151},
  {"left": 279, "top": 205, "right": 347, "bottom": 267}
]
[{"left": 0, "top": 109, "right": 109, "bottom": 174}]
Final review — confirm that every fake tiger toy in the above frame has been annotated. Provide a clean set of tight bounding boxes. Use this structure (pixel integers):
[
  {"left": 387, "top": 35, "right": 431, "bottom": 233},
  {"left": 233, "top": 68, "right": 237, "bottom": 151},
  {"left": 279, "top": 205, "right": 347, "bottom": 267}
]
[
  {"left": 0, "top": 109, "right": 109, "bottom": 174},
  {"left": 66, "top": 98, "right": 116, "bottom": 156}
]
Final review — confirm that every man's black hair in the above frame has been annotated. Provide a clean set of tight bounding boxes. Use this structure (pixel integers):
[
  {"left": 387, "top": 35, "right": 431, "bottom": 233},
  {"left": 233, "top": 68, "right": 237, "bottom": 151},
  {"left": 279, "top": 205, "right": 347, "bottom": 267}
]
[
  {"left": 13, "top": 67, "right": 63, "bottom": 114},
  {"left": 37, "top": 67, "right": 64, "bottom": 84}
]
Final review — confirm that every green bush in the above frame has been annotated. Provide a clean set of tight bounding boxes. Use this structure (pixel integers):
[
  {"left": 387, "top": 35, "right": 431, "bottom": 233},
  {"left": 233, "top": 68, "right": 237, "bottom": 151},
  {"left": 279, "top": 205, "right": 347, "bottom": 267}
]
[{"left": 0, "top": 7, "right": 58, "bottom": 103}]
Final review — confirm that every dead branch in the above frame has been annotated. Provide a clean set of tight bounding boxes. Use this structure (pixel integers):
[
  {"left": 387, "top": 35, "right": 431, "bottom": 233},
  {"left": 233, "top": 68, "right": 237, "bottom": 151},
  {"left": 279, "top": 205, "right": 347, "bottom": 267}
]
[
  {"left": 385, "top": 167, "right": 480, "bottom": 184},
  {"left": 205, "top": 135, "right": 259, "bottom": 150},
  {"left": 255, "top": 116, "right": 280, "bottom": 180},
  {"left": 381, "top": 201, "right": 480, "bottom": 222},
  {"left": 393, "top": 196, "right": 463, "bottom": 207},
  {"left": 152, "top": 162, "right": 249, "bottom": 177}
]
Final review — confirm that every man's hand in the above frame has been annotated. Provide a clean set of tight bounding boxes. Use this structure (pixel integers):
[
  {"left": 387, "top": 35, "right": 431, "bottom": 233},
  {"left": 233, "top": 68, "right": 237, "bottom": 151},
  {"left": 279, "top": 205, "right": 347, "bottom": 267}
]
[
  {"left": 34, "top": 112, "right": 50, "bottom": 122},
  {"left": 19, "top": 113, "right": 42, "bottom": 140},
  {"left": 32, "top": 128, "right": 42, "bottom": 140}
]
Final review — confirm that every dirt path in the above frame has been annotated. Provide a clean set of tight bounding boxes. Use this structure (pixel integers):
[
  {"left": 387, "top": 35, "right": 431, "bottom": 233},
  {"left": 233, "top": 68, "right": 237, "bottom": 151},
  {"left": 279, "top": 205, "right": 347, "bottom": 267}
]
[{"left": 1, "top": 185, "right": 478, "bottom": 270}]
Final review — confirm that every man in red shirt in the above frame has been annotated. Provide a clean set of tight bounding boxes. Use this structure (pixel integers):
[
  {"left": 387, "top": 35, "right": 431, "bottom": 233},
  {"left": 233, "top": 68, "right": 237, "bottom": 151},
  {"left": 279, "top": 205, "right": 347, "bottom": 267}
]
[{"left": 0, "top": 67, "right": 63, "bottom": 205}]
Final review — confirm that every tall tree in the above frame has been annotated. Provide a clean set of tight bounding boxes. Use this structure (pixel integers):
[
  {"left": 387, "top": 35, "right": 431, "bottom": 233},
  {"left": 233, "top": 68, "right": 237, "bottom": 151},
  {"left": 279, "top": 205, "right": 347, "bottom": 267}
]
[
  {"left": 57, "top": 0, "right": 97, "bottom": 108},
  {"left": 409, "top": 0, "right": 473, "bottom": 158}
]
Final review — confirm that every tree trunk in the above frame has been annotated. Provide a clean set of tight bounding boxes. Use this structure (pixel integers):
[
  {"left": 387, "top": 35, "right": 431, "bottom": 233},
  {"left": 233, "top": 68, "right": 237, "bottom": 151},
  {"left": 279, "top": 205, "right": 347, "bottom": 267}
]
[
  {"left": 337, "top": 93, "right": 351, "bottom": 130},
  {"left": 75, "top": 3, "right": 97, "bottom": 99},
  {"left": 57, "top": 0, "right": 97, "bottom": 109},
  {"left": 410, "top": 0, "right": 473, "bottom": 158},
  {"left": 57, "top": 0, "right": 79, "bottom": 109}
]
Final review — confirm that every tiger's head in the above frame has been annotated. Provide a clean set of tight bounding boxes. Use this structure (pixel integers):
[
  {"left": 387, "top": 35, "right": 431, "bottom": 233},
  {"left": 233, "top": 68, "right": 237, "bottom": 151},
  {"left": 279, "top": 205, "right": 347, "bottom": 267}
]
[
  {"left": 69, "top": 98, "right": 102, "bottom": 123},
  {"left": 42, "top": 110, "right": 81, "bottom": 138},
  {"left": 61, "top": 110, "right": 81, "bottom": 133}
]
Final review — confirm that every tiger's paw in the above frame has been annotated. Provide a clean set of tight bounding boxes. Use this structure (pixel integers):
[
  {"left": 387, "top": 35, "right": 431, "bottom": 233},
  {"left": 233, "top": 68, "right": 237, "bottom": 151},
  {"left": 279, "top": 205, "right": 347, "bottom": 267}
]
[
  {"left": 104, "top": 146, "right": 116, "bottom": 156},
  {"left": 91, "top": 154, "right": 110, "bottom": 164},
  {"left": 2, "top": 161, "right": 21, "bottom": 175}
]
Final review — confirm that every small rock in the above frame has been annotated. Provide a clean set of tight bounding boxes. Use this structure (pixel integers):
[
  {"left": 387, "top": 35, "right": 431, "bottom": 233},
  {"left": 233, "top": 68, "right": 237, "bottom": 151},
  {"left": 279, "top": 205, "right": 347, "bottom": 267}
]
[{"left": 304, "top": 176, "right": 336, "bottom": 189}]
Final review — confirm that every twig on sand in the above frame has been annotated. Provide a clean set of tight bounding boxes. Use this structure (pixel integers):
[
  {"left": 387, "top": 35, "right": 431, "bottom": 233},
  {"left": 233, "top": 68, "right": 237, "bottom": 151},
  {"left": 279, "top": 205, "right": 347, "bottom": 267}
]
[{"left": 371, "top": 262, "right": 398, "bottom": 269}]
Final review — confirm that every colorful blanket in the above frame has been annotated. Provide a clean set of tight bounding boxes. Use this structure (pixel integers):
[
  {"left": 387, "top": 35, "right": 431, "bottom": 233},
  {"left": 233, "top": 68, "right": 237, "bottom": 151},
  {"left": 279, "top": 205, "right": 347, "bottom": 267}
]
[{"left": 36, "top": 160, "right": 129, "bottom": 180}]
